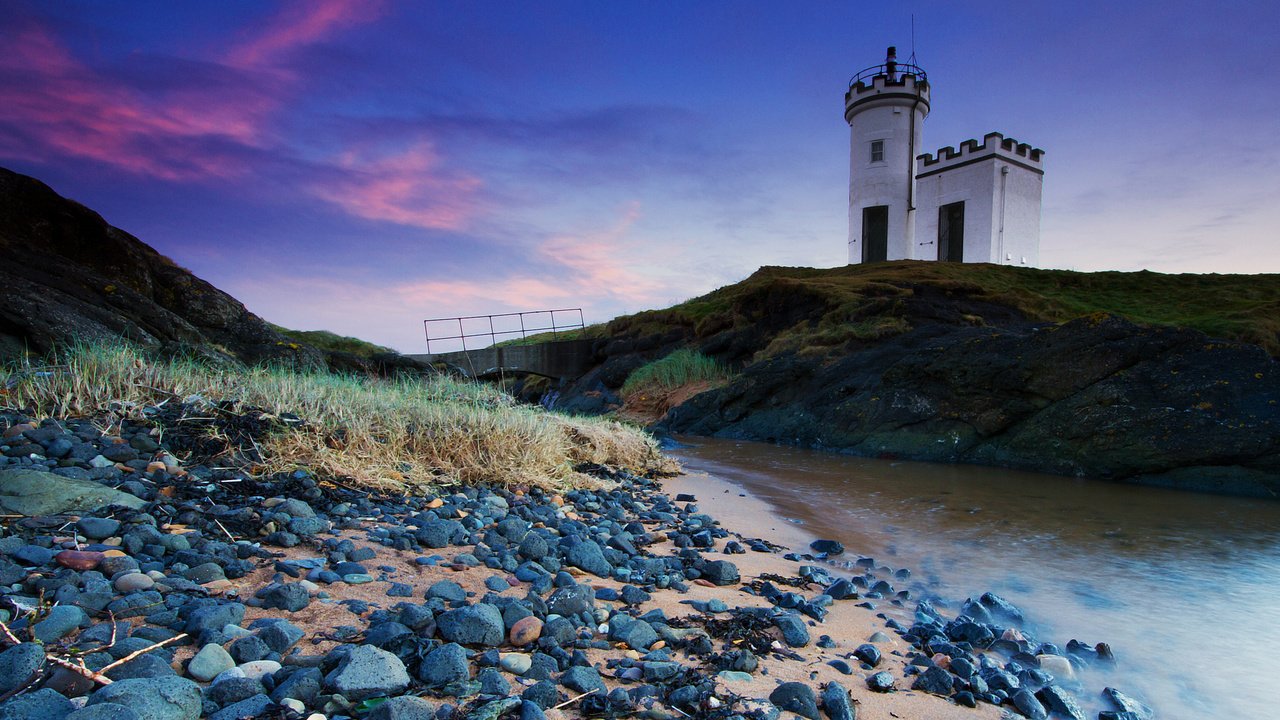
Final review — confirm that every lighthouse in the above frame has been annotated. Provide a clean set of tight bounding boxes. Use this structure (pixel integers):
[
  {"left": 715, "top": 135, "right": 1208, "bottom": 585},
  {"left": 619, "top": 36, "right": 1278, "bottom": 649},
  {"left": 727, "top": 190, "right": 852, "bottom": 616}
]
[
  {"left": 844, "top": 47, "right": 1045, "bottom": 266},
  {"left": 844, "top": 47, "right": 930, "bottom": 264}
]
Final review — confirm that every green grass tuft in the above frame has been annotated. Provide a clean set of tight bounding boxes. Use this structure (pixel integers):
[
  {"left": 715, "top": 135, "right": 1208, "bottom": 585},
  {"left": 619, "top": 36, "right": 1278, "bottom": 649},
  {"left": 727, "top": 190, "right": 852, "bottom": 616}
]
[
  {"left": 269, "top": 324, "right": 397, "bottom": 358},
  {"left": 621, "top": 349, "right": 735, "bottom": 397}
]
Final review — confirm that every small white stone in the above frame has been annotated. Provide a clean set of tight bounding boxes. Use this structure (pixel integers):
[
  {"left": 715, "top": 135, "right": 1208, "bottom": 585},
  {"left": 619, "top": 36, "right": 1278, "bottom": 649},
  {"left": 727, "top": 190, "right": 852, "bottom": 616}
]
[
  {"left": 282, "top": 699, "right": 306, "bottom": 713},
  {"left": 239, "top": 660, "right": 282, "bottom": 680},
  {"left": 1037, "top": 654, "right": 1076, "bottom": 682}
]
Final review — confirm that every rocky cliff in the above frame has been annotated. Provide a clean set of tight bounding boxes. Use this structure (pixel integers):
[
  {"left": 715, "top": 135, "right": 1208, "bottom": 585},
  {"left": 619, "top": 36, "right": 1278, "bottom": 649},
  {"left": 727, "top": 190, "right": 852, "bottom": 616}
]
[
  {"left": 558, "top": 264, "right": 1280, "bottom": 497},
  {"left": 0, "top": 166, "right": 418, "bottom": 373}
]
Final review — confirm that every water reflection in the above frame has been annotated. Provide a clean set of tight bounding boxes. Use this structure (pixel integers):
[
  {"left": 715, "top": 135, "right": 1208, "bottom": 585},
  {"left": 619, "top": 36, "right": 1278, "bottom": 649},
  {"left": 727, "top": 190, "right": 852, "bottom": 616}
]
[{"left": 672, "top": 437, "right": 1280, "bottom": 720}]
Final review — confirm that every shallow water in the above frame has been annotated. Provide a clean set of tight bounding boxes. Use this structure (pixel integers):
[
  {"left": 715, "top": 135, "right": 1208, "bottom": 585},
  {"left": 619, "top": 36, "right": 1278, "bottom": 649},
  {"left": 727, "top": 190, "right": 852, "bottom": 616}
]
[{"left": 670, "top": 436, "right": 1280, "bottom": 720}]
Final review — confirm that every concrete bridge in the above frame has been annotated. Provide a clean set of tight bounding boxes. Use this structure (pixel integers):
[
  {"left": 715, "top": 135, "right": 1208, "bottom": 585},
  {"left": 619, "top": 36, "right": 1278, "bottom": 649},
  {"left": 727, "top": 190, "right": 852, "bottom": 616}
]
[{"left": 409, "top": 338, "right": 595, "bottom": 381}]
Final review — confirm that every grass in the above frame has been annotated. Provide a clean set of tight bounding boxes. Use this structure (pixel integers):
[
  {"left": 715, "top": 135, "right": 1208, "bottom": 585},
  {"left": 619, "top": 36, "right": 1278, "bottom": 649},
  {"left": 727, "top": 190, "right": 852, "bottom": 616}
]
[
  {"left": 620, "top": 349, "right": 735, "bottom": 397},
  {"left": 2, "top": 343, "right": 676, "bottom": 492},
  {"left": 268, "top": 324, "right": 397, "bottom": 358},
  {"left": 606, "top": 262, "right": 1280, "bottom": 357}
]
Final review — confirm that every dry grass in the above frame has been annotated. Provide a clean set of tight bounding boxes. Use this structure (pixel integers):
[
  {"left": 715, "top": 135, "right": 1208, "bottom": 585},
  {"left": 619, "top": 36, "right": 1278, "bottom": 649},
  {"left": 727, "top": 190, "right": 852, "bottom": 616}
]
[{"left": 1, "top": 344, "right": 676, "bottom": 492}]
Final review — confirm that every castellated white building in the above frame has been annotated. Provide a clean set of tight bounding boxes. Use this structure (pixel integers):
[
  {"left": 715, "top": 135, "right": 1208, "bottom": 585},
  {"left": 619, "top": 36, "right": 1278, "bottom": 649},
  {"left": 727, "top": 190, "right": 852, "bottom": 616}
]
[{"left": 845, "top": 48, "right": 1044, "bottom": 265}]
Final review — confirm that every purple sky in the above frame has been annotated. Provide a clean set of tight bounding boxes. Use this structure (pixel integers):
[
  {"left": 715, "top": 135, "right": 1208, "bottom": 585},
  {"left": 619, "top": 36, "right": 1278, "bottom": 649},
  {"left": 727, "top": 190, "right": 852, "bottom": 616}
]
[{"left": 4, "top": 1, "right": 1278, "bottom": 352}]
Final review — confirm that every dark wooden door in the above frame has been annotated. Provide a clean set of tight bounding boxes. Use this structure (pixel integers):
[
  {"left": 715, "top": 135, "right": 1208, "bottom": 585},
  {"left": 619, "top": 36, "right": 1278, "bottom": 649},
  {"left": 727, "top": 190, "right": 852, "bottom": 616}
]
[
  {"left": 938, "top": 201, "right": 965, "bottom": 262},
  {"left": 862, "top": 205, "right": 888, "bottom": 263}
]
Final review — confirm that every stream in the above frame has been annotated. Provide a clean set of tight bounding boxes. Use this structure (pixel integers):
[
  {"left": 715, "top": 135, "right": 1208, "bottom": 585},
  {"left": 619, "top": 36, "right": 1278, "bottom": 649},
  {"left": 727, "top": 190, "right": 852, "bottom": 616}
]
[{"left": 670, "top": 436, "right": 1280, "bottom": 719}]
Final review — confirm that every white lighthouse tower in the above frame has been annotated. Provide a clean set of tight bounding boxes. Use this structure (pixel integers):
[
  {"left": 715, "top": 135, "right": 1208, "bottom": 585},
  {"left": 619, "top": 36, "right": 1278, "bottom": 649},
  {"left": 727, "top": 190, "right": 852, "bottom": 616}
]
[{"left": 845, "top": 47, "right": 930, "bottom": 264}]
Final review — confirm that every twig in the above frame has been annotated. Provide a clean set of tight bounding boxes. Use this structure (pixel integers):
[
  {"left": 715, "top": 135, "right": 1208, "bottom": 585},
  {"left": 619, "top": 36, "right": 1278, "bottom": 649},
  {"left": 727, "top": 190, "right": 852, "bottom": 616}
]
[
  {"left": 46, "top": 655, "right": 112, "bottom": 685},
  {"left": 0, "top": 620, "right": 21, "bottom": 645},
  {"left": 551, "top": 688, "right": 598, "bottom": 710},
  {"left": 214, "top": 518, "right": 237, "bottom": 542},
  {"left": 97, "top": 632, "right": 187, "bottom": 674}
]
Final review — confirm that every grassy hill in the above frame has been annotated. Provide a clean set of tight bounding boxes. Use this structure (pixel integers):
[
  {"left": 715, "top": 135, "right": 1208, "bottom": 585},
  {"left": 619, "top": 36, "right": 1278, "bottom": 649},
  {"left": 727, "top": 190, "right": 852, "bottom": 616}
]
[{"left": 608, "top": 262, "right": 1280, "bottom": 358}]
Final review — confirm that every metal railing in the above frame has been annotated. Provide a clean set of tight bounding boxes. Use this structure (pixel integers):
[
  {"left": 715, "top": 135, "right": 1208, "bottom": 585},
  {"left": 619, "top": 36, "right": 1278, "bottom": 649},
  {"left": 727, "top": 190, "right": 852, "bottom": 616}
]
[
  {"left": 423, "top": 308, "right": 585, "bottom": 354},
  {"left": 849, "top": 61, "right": 927, "bottom": 89}
]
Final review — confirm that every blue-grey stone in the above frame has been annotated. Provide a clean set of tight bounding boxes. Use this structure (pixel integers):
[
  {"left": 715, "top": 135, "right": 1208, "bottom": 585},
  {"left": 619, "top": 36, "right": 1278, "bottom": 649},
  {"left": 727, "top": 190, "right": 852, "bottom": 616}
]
[
  {"left": 324, "top": 645, "right": 410, "bottom": 700},
  {"left": 774, "top": 613, "right": 810, "bottom": 647},
  {"left": 208, "top": 694, "right": 272, "bottom": 720},
  {"left": 0, "top": 644, "right": 46, "bottom": 694},
  {"left": 426, "top": 580, "right": 467, "bottom": 603},
  {"left": 0, "top": 688, "right": 73, "bottom": 720},
  {"left": 64, "top": 704, "right": 143, "bottom": 720},
  {"left": 437, "top": 603, "right": 504, "bottom": 647},
  {"left": 257, "top": 582, "right": 309, "bottom": 612},
  {"left": 369, "top": 695, "right": 437, "bottom": 720},
  {"left": 419, "top": 642, "right": 470, "bottom": 686},
  {"left": 104, "top": 653, "right": 176, "bottom": 680},
  {"left": 911, "top": 665, "right": 954, "bottom": 695},
  {"left": 564, "top": 539, "right": 611, "bottom": 577},
  {"left": 270, "top": 667, "right": 322, "bottom": 705},
  {"left": 86, "top": 677, "right": 201, "bottom": 720},
  {"left": 866, "top": 671, "right": 895, "bottom": 692},
  {"left": 768, "top": 682, "right": 819, "bottom": 720},
  {"left": 0, "top": 468, "right": 145, "bottom": 516},
  {"left": 821, "top": 681, "right": 856, "bottom": 720},
  {"left": 183, "top": 603, "right": 245, "bottom": 639},
  {"left": 186, "top": 643, "right": 235, "bottom": 682},
  {"left": 1013, "top": 688, "right": 1048, "bottom": 719},
  {"left": 206, "top": 677, "right": 263, "bottom": 707},
  {"left": 701, "top": 560, "right": 739, "bottom": 586},
  {"left": 560, "top": 665, "right": 606, "bottom": 694},
  {"left": 33, "top": 605, "right": 88, "bottom": 643},
  {"left": 76, "top": 518, "right": 121, "bottom": 540}
]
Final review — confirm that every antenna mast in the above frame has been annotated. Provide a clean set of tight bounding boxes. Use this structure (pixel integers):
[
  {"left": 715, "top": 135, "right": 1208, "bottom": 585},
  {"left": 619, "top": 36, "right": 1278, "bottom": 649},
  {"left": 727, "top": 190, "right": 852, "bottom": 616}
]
[{"left": 909, "top": 14, "right": 918, "bottom": 65}]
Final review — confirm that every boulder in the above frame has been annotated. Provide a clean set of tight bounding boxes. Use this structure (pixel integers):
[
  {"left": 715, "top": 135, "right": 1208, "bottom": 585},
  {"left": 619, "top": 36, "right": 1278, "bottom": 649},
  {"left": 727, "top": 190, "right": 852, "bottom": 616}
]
[{"left": 0, "top": 469, "right": 144, "bottom": 516}]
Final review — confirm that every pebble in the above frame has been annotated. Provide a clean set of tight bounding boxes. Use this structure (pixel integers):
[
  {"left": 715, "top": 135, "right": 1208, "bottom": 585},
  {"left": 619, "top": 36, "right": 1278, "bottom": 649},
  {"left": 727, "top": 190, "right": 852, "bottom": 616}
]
[
  {"left": 113, "top": 568, "right": 154, "bottom": 591},
  {"left": 768, "top": 681, "right": 820, "bottom": 720},
  {"left": 509, "top": 615, "right": 543, "bottom": 646},
  {"left": 187, "top": 643, "right": 235, "bottom": 682},
  {"left": 55, "top": 549, "right": 104, "bottom": 570},
  {"left": 500, "top": 652, "right": 532, "bottom": 675},
  {"left": 867, "top": 670, "right": 895, "bottom": 692}
]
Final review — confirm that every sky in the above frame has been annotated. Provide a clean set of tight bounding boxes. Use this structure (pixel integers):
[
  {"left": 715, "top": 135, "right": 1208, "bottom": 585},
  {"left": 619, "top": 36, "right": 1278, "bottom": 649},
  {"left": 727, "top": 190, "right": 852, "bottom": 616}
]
[{"left": 3, "top": 0, "right": 1278, "bottom": 353}]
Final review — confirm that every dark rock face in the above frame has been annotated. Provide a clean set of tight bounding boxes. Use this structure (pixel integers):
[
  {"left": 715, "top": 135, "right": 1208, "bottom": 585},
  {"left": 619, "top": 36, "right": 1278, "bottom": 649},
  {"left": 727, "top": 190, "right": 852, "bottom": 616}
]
[
  {"left": 657, "top": 314, "right": 1280, "bottom": 497},
  {"left": 0, "top": 167, "right": 306, "bottom": 366},
  {"left": 0, "top": 166, "right": 424, "bottom": 374}
]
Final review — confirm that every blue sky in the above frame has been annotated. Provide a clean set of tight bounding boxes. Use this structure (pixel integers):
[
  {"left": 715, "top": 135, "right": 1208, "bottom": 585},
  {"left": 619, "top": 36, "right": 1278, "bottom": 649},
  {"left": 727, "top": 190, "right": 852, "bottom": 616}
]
[{"left": 3, "top": 0, "right": 1277, "bottom": 351}]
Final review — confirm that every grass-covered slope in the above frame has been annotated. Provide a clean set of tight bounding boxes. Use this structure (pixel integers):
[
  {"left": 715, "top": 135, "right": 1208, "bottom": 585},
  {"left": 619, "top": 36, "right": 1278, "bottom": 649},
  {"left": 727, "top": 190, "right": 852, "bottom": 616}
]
[
  {"left": 2, "top": 344, "right": 674, "bottom": 492},
  {"left": 612, "top": 262, "right": 1280, "bottom": 358}
]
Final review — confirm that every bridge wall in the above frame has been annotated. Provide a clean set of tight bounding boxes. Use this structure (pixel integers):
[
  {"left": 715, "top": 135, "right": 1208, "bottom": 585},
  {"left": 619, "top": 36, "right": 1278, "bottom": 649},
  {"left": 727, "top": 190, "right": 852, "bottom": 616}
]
[{"left": 408, "top": 338, "right": 596, "bottom": 380}]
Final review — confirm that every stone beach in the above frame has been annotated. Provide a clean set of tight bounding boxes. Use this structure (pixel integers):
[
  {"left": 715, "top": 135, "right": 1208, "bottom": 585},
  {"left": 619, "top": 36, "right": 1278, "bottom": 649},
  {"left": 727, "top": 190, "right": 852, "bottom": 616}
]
[{"left": 0, "top": 405, "right": 1148, "bottom": 720}]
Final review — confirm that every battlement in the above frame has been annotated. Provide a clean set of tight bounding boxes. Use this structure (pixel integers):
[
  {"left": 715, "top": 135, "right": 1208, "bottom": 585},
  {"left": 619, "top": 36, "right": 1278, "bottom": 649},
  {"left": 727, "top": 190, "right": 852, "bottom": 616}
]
[
  {"left": 844, "top": 72, "right": 930, "bottom": 119},
  {"left": 915, "top": 132, "right": 1045, "bottom": 177}
]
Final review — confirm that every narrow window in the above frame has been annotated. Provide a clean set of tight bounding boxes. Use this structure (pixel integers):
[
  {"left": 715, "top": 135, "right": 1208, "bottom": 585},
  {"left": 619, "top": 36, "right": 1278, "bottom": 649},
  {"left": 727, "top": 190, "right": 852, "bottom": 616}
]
[{"left": 870, "top": 140, "right": 885, "bottom": 164}]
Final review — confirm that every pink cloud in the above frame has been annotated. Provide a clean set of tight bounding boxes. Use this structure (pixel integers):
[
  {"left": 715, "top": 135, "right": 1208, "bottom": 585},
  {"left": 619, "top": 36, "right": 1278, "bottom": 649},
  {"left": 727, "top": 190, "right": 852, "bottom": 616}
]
[
  {"left": 0, "top": 2, "right": 380, "bottom": 182},
  {"left": 226, "top": 0, "right": 383, "bottom": 70},
  {"left": 0, "top": 24, "right": 265, "bottom": 180},
  {"left": 309, "top": 143, "right": 482, "bottom": 231}
]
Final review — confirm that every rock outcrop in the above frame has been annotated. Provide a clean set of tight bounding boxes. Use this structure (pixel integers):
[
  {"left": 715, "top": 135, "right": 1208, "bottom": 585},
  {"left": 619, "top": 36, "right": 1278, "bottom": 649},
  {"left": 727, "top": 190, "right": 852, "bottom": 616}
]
[
  {"left": 0, "top": 166, "right": 421, "bottom": 374},
  {"left": 556, "top": 267, "right": 1280, "bottom": 497}
]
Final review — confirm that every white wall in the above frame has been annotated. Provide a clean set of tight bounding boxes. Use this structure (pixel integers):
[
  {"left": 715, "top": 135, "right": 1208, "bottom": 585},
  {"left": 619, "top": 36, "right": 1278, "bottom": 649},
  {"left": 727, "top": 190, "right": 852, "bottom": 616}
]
[
  {"left": 912, "top": 134, "right": 1044, "bottom": 265},
  {"left": 846, "top": 76, "right": 928, "bottom": 264}
]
